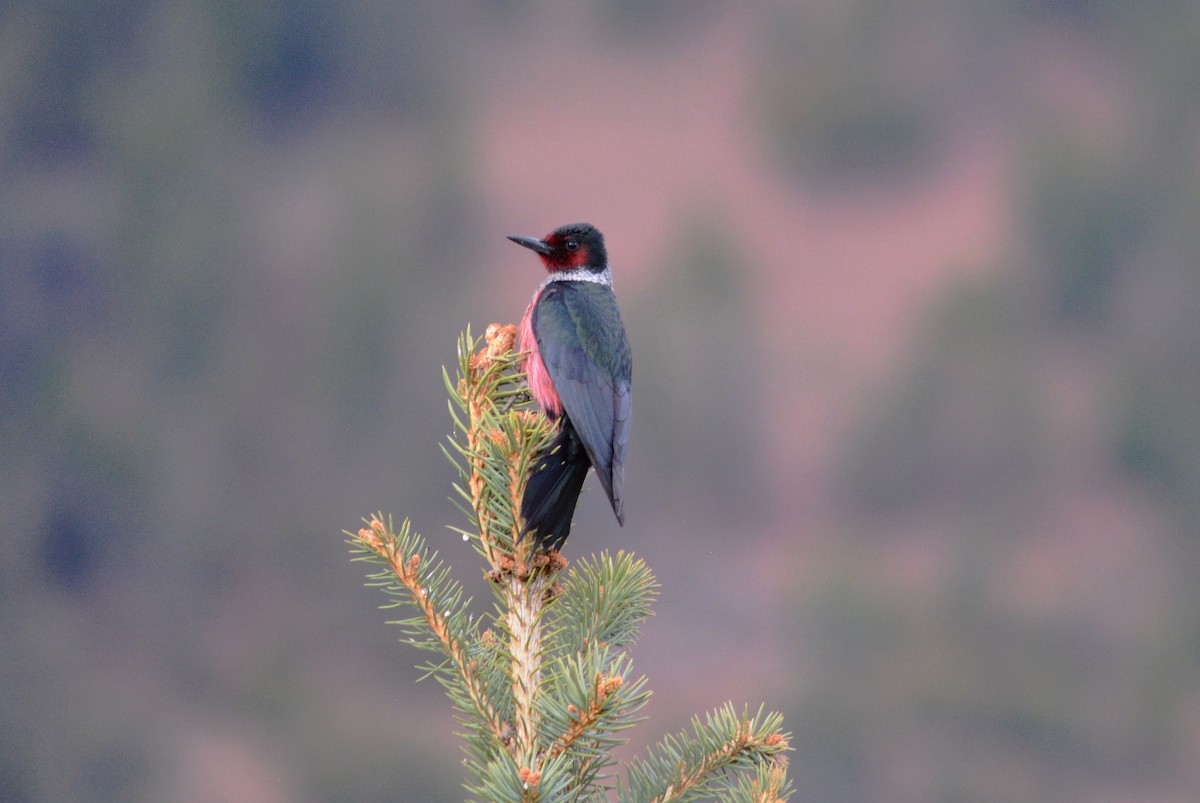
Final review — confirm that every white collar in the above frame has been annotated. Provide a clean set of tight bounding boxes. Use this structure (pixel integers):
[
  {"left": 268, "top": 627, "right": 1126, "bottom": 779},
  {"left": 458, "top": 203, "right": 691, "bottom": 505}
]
[{"left": 541, "top": 264, "right": 613, "bottom": 288}]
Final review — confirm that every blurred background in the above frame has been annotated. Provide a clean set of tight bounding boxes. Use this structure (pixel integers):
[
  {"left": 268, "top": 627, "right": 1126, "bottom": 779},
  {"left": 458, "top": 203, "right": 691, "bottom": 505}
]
[{"left": 3, "top": 1, "right": 1199, "bottom": 800}]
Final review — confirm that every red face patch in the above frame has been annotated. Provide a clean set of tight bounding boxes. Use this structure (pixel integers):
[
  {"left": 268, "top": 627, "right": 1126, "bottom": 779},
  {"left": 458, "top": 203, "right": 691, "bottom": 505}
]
[{"left": 541, "top": 232, "right": 590, "bottom": 272}]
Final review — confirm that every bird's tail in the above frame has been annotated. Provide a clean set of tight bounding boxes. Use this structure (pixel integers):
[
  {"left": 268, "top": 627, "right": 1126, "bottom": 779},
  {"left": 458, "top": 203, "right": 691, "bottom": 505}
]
[{"left": 520, "top": 419, "right": 590, "bottom": 551}]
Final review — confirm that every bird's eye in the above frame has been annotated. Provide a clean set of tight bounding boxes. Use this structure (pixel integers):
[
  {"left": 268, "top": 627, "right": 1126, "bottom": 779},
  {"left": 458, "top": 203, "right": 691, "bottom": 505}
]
[{"left": 565, "top": 239, "right": 580, "bottom": 251}]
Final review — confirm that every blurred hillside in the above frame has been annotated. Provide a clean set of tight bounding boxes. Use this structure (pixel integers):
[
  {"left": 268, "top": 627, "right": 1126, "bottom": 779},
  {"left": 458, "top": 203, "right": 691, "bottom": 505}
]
[{"left": 3, "top": 2, "right": 1199, "bottom": 801}]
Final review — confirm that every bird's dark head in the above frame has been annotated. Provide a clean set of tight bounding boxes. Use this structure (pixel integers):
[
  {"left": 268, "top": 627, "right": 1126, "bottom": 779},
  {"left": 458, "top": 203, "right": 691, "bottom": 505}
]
[{"left": 508, "top": 223, "right": 607, "bottom": 274}]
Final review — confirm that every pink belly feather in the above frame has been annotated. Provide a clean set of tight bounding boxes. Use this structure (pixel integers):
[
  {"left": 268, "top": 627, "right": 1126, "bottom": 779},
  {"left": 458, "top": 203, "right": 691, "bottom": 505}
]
[{"left": 519, "top": 295, "right": 562, "bottom": 418}]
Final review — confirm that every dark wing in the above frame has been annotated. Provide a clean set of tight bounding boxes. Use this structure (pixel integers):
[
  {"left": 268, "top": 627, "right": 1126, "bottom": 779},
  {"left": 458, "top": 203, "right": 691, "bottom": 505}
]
[{"left": 533, "top": 281, "right": 632, "bottom": 523}]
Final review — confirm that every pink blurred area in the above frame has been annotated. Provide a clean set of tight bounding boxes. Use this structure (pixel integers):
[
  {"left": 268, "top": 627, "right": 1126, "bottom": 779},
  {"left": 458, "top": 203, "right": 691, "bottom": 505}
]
[{"left": 4, "top": 2, "right": 1199, "bottom": 801}]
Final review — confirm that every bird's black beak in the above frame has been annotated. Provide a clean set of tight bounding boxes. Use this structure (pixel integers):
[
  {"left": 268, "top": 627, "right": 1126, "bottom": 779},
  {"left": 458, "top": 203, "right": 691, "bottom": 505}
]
[{"left": 507, "top": 235, "right": 554, "bottom": 256}]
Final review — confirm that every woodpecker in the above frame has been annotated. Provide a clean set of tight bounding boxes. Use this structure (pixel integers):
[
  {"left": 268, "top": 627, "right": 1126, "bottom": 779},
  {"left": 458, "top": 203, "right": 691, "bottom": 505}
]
[{"left": 508, "top": 223, "right": 632, "bottom": 551}]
